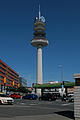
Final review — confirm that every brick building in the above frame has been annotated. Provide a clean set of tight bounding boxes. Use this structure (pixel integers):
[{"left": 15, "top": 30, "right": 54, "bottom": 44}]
[{"left": 0, "top": 59, "right": 19, "bottom": 92}]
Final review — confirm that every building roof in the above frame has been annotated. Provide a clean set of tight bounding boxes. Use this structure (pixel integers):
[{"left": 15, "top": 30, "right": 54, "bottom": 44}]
[{"left": 33, "top": 82, "right": 75, "bottom": 88}]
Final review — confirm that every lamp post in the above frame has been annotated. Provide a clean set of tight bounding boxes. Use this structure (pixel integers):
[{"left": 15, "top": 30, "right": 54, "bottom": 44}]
[
  {"left": 58, "top": 65, "right": 64, "bottom": 96},
  {"left": 58, "top": 65, "right": 63, "bottom": 82}
]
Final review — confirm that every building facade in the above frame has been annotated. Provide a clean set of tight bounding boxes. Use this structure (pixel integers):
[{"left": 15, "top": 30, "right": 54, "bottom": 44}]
[
  {"left": 0, "top": 59, "right": 19, "bottom": 92},
  {"left": 74, "top": 74, "right": 80, "bottom": 120},
  {"left": 19, "top": 77, "right": 27, "bottom": 87}
]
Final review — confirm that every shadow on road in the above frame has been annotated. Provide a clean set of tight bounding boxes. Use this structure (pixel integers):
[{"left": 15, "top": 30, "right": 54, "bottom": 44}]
[{"left": 54, "top": 111, "right": 74, "bottom": 120}]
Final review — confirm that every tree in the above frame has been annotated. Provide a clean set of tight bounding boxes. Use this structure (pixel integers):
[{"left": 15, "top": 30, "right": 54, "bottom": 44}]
[{"left": 17, "top": 87, "right": 31, "bottom": 93}]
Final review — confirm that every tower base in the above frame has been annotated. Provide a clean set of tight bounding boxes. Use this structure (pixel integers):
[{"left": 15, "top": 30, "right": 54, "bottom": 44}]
[{"left": 36, "top": 88, "right": 42, "bottom": 97}]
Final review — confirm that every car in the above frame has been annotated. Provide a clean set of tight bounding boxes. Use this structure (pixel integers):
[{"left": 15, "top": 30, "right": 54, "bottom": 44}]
[
  {"left": 39, "top": 93, "right": 57, "bottom": 101},
  {"left": 0, "top": 94, "right": 14, "bottom": 105},
  {"left": 61, "top": 96, "right": 68, "bottom": 101},
  {"left": 22, "top": 94, "right": 38, "bottom": 100},
  {"left": 61, "top": 95, "right": 74, "bottom": 102},
  {"left": 67, "top": 95, "right": 74, "bottom": 102},
  {"left": 9, "top": 93, "right": 22, "bottom": 99},
  {"left": 68, "top": 96, "right": 74, "bottom": 102}
]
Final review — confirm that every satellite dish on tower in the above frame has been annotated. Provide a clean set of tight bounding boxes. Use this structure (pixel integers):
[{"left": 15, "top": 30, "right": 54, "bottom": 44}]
[{"left": 40, "top": 16, "right": 45, "bottom": 23}]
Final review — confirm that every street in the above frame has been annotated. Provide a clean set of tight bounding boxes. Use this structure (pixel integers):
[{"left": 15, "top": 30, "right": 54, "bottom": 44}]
[{"left": 0, "top": 99, "right": 74, "bottom": 120}]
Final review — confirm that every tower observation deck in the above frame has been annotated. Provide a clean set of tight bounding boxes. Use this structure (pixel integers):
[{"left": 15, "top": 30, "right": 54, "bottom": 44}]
[
  {"left": 31, "top": 5, "right": 48, "bottom": 47},
  {"left": 31, "top": 5, "right": 48, "bottom": 96}
]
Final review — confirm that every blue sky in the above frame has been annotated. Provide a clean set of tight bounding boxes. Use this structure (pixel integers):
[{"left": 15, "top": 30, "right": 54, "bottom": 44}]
[{"left": 0, "top": 0, "right": 80, "bottom": 86}]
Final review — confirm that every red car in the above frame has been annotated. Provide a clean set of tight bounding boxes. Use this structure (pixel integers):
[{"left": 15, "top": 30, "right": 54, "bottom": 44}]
[{"left": 9, "top": 93, "right": 22, "bottom": 99}]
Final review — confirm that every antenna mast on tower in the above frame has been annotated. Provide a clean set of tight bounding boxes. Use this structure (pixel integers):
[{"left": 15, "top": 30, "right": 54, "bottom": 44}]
[{"left": 39, "top": 4, "right": 41, "bottom": 20}]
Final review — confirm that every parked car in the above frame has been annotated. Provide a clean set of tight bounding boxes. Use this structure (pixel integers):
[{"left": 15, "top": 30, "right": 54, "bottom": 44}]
[
  {"left": 9, "top": 93, "right": 22, "bottom": 99},
  {"left": 68, "top": 96, "right": 74, "bottom": 102},
  {"left": 22, "top": 94, "right": 38, "bottom": 100},
  {"left": 0, "top": 94, "right": 14, "bottom": 105},
  {"left": 68, "top": 94, "right": 74, "bottom": 102},
  {"left": 61, "top": 96, "right": 68, "bottom": 101},
  {"left": 61, "top": 95, "right": 74, "bottom": 102},
  {"left": 39, "top": 93, "right": 57, "bottom": 101}
]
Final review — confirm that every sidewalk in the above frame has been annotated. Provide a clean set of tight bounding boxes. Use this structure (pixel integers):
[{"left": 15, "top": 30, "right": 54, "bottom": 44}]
[{"left": 0, "top": 114, "right": 74, "bottom": 120}]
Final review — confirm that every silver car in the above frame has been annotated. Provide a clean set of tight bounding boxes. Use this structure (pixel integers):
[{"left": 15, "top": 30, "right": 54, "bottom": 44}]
[{"left": 0, "top": 94, "right": 14, "bottom": 105}]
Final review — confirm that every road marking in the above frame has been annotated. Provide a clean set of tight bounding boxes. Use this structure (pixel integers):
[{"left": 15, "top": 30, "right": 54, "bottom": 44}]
[
  {"left": 20, "top": 103, "right": 25, "bottom": 104},
  {"left": 30, "top": 104, "right": 37, "bottom": 105},
  {"left": 62, "top": 103, "right": 73, "bottom": 106}
]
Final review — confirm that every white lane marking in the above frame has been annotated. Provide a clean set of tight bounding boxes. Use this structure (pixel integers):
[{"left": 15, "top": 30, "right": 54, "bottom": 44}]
[
  {"left": 20, "top": 103, "right": 25, "bottom": 104},
  {"left": 30, "top": 104, "right": 37, "bottom": 105},
  {"left": 62, "top": 103, "right": 73, "bottom": 106}
]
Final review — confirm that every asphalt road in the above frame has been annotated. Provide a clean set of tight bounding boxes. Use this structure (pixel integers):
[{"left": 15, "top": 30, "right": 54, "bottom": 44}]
[{"left": 0, "top": 99, "right": 74, "bottom": 120}]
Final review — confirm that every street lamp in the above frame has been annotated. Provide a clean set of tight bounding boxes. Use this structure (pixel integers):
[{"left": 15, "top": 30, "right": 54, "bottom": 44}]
[
  {"left": 58, "top": 64, "right": 63, "bottom": 82},
  {"left": 58, "top": 64, "right": 64, "bottom": 96}
]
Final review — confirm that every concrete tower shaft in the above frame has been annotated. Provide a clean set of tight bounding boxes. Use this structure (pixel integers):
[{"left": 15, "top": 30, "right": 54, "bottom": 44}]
[{"left": 37, "top": 46, "right": 42, "bottom": 84}]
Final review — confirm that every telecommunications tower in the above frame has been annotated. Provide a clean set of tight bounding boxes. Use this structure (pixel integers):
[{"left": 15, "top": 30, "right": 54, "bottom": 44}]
[{"left": 31, "top": 5, "right": 48, "bottom": 96}]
